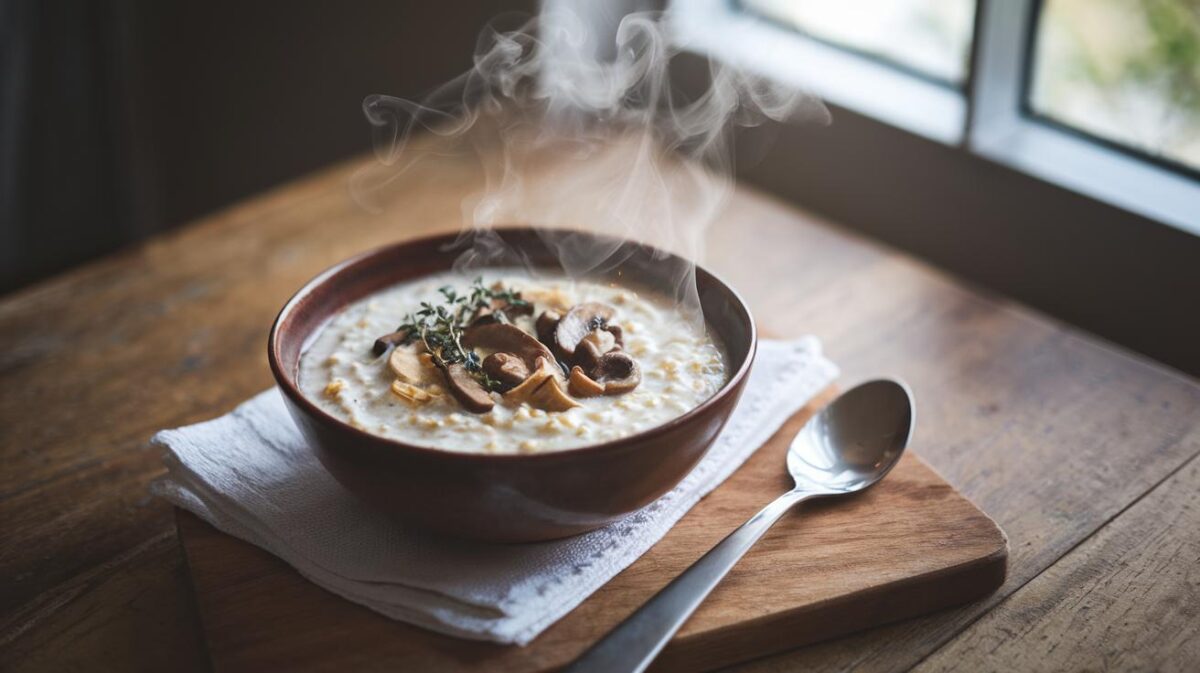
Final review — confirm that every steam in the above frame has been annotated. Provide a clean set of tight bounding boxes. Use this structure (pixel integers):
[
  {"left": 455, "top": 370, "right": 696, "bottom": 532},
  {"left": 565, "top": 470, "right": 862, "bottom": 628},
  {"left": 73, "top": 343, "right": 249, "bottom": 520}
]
[{"left": 355, "top": 7, "right": 827, "bottom": 325}]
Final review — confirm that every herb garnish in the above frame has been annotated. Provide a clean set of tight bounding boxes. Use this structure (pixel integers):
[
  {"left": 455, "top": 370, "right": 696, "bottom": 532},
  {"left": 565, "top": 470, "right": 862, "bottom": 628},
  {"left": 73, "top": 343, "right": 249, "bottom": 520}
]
[{"left": 393, "top": 278, "right": 530, "bottom": 391}]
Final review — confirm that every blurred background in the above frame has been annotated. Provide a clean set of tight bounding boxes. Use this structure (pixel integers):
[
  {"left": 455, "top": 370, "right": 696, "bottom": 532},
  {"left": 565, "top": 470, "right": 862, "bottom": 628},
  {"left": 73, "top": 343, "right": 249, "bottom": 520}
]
[{"left": 3, "top": 0, "right": 1199, "bottom": 373}]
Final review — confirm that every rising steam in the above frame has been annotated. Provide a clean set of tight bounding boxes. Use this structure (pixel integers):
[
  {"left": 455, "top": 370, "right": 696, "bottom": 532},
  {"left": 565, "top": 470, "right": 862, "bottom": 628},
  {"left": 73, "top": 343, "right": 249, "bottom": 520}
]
[{"left": 354, "top": 7, "right": 827, "bottom": 324}]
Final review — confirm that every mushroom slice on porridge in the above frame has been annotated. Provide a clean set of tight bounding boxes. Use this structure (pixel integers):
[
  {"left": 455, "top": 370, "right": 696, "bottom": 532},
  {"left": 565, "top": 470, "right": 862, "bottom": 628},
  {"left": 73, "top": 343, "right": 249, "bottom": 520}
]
[
  {"left": 568, "top": 365, "right": 605, "bottom": 398},
  {"left": 535, "top": 310, "right": 560, "bottom": 348},
  {"left": 574, "top": 328, "right": 620, "bottom": 372},
  {"left": 463, "top": 323, "right": 556, "bottom": 373},
  {"left": 591, "top": 351, "right": 641, "bottom": 395},
  {"left": 504, "top": 357, "right": 578, "bottom": 412},
  {"left": 444, "top": 363, "right": 494, "bottom": 413},
  {"left": 388, "top": 342, "right": 440, "bottom": 386},
  {"left": 372, "top": 329, "right": 410, "bottom": 356},
  {"left": 555, "top": 302, "right": 617, "bottom": 358},
  {"left": 482, "top": 352, "right": 530, "bottom": 390}
]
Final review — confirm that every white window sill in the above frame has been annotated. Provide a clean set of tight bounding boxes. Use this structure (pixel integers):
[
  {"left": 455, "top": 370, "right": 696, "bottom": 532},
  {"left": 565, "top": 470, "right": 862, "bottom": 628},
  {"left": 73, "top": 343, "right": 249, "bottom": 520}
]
[{"left": 971, "top": 119, "right": 1200, "bottom": 236}]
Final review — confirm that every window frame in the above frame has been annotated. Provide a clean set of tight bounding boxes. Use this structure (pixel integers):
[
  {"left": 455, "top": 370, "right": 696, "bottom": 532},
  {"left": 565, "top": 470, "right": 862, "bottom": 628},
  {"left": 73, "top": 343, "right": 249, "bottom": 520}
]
[
  {"left": 671, "top": 0, "right": 966, "bottom": 144},
  {"left": 734, "top": 0, "right": 973, "bottom": 90},
  {"left": 1020, "top": 0, "right": 1200, "bottom": 187},
  {"left": 969, "top": 0, "right": 1200, "bottom": 235},
  {"left": 671, "top": 0, "right": 1200, "bottom": 235}
]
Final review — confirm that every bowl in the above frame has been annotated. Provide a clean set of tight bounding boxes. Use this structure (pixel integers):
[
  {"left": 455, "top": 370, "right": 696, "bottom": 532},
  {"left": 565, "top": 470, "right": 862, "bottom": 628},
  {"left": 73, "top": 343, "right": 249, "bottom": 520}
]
[{"left": 268, "top": 228, "right": 756, "bottom": 542}]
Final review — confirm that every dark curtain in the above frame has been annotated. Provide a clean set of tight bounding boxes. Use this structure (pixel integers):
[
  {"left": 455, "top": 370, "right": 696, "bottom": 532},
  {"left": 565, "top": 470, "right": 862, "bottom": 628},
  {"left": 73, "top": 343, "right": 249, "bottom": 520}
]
[
  {"left": 0, "top": 0, "right": 532, "bottom": 294},
  {"left": 1, "top": 0, "right": 137, "bottom": 292}
]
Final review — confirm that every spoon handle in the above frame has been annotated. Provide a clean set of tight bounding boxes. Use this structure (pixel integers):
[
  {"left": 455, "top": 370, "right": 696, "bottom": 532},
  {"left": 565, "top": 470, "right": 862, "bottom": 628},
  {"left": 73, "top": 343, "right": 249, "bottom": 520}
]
[{"left": 564, "top": 489, "right": 810, "bottom": 673}]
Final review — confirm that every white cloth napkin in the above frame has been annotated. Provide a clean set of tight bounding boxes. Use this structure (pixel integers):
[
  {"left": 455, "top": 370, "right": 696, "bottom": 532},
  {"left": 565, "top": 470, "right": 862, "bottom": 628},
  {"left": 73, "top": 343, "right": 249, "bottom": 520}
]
[{"left": 152, "top": 337, "right": 837, "bottom": 645}]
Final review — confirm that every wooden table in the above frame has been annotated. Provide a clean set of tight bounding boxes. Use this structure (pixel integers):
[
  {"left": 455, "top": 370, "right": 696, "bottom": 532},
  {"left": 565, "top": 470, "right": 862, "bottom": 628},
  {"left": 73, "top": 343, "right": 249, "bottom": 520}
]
[{"left": 3, "top": 148, "right": 1199, "bottom": 673}]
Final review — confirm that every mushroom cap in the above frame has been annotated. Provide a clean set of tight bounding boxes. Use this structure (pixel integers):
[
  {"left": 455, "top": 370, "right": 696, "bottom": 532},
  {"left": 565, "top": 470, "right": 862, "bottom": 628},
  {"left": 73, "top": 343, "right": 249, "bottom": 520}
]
[
  {"left": 372, "top": 329, "right": 411, "bottom": 356},
  {"left": 483, "top": 352, "right": 530, "bottom": 390},
  {"left": 555, "top": 302, "right": 616, "bottom": 357},
  {"left": 535, "top": 310, "right": 561, "bottom": 348},
  {"left": 605, "top": 323, "right": 624, "bottom": 348},
  {"left": 463, "top": 322, "right": 556, "bottom": 371},
  {"left": 573, "top": 329, "right": 619, "bottom": 372},
  {"left": 593, "top": 351, "right": 641, "bottom": 395},
  {"left": 442, "top": 363, "right": 495, "bottom": 413},
  {"left": 387, "top": 342, "right": 439, "bottom": 386}
]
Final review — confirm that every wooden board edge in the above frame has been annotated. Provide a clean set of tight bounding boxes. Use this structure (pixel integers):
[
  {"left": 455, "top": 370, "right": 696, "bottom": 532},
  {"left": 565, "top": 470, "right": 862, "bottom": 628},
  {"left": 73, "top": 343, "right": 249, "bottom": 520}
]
[
  {"left": 174, "top": 509, "right": 219, "bottom": 672},
  {"left": 655, "top": 529, "right": 1009, "bottom": 672}
]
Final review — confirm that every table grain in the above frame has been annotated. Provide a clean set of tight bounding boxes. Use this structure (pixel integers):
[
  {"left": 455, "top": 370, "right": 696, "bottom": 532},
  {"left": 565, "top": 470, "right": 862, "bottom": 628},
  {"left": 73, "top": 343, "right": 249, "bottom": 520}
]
[{"left": 2, "top": 149, "right": 1198, "bottom": 672}]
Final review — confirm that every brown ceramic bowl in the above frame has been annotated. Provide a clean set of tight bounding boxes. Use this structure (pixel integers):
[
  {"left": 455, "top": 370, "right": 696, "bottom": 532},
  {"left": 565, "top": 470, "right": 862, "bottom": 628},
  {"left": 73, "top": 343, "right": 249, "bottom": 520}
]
[{"left": 268, "top": 228, "right": 756, "bottom": 542}]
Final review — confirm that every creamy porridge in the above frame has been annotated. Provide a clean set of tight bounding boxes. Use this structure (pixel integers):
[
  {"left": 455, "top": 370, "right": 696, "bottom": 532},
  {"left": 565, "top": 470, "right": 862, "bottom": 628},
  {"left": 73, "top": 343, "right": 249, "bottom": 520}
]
[{"left": 299, "top": 270, "right": 727, "bottom": 454}]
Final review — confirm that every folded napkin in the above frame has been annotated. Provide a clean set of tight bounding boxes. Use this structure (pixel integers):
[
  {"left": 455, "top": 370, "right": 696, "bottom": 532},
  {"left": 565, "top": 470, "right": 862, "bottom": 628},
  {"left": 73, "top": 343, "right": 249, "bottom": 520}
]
[{"left": 152, "top": 337, "right": 837, "bottom": 645}]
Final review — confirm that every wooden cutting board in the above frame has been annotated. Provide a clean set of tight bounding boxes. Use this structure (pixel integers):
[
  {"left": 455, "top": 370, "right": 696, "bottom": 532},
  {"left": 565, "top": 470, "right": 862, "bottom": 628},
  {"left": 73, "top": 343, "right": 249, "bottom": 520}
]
[{"left": 176, "top": 386, "right": 1007, "bottom": 672}]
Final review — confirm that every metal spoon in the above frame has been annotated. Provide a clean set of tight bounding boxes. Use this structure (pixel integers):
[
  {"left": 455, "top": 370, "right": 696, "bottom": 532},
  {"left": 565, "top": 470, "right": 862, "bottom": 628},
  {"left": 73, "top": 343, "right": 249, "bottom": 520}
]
[{"left": 565, "top": 379, "right": 915, "bottom": 673}]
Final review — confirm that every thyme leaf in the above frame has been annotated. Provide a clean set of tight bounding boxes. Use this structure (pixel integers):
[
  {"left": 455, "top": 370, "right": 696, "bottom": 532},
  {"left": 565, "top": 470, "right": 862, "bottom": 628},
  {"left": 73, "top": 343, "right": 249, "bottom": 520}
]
[{"left": 390, "top": 278, "right": 528, "bottom": 392}]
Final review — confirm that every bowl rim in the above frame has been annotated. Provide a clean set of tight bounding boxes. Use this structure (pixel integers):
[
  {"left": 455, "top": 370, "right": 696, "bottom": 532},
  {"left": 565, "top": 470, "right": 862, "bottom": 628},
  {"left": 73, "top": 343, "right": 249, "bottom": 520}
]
[{"left": 267, "top": 227, "right": 757, "bottom": 464}]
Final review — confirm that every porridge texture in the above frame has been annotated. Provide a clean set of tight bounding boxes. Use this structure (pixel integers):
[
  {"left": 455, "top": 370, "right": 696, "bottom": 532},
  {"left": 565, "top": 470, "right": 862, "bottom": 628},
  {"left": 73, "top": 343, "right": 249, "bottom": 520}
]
[{"left": 299, "top": 270, "right": 727, "bottom": 454}]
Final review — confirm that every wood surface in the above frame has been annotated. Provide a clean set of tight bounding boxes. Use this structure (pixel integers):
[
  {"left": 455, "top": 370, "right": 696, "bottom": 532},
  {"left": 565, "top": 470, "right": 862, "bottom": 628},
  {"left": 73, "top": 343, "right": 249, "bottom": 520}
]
[
  {"left": 916, "top": 450, "right": 1200, "bottom": 673},
  {"left": 2, "top": 145, "right": 1200, "bottom": 672},
  {"left": 176, "top": 393, "right": 1007, "bottom": 673}
]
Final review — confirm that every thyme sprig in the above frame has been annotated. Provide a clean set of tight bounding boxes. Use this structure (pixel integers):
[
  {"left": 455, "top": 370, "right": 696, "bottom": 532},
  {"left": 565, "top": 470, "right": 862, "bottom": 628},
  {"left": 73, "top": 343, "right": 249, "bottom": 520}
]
[{"left": 394, "top": 278, "right": 530, "bottom": 391}]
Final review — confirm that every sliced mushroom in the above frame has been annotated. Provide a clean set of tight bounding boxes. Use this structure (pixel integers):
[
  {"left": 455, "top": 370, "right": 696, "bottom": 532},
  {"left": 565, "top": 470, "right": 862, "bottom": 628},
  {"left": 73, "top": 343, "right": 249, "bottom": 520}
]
[
  {"left": 568, "top": 366, "right": 605, "bottom": 398},
  {"left": 555, "top": 302, "right": 616, "bottom": 357},
  {"left": 387, "top": 343, "right": 439, "bottom": 386},
  {"left": 504, "top": 357, "right": 557, "bottom": 404},
  {"left": 527, "top": 376, "right": 580, "bottom": 412},
  {"left": 470, "top": 296, "right": 535, "bottom": 326},
  {"left": 483, "top": 352, "right": 529, "bottom": 390},
  {"left": 442, "top": 363, "right": 494, "bottom": 413},
  {"left": 372, "top": 329, "right": 410, "bottom": 356},
  {"left": 503, "top": 356, "right": 578, "bottom": 411},
  {"left": 463, "top": 322, "right": 556, "bottom": 372},
  {"left": 573, "top": 329, "right": 619, "bottom": 371},
  {"left": 593, "top": 351, "right": 641, "bottom": 395},
  {"left": 535, "top": 310, "right": 561, "bottom": 348},
  {"left": 605, "top": 323, "right": 625, "bottom": 348}
]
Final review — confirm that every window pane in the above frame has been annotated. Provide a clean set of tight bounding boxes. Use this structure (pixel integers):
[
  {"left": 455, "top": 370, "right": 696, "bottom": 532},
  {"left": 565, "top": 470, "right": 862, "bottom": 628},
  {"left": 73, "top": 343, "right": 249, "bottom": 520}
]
[
  {"left": 741, "top": 0, "right": 977, "bottom": 86},
  {"left": 1030, "top": 0, "right": 1200, "bottom": 172}
]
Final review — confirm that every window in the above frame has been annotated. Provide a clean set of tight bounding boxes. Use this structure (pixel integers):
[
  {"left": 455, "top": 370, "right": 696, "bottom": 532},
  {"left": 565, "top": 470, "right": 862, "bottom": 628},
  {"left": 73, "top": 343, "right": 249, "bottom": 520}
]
[
  {"left": 671, "top": 0, "right": 969, "bottom": 143},
  {"left": 742, "top": 0, "right": 976, "bottom": 87},
  {"left": 1028, "top": 0, "right": 1200, "bottom": 174},
  {"left": 672, "top": 0, "right": 1200, "bottom": 234}
]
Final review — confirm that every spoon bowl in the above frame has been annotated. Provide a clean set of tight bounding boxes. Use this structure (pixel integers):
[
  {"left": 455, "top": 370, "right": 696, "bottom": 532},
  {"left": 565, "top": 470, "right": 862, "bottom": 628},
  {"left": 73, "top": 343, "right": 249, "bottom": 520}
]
[{"left": 788, "top": 379, "right": 915, "bottom": 494}]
